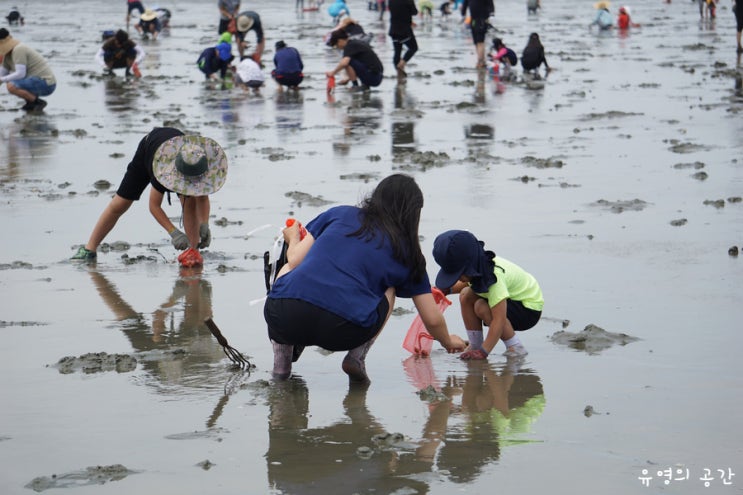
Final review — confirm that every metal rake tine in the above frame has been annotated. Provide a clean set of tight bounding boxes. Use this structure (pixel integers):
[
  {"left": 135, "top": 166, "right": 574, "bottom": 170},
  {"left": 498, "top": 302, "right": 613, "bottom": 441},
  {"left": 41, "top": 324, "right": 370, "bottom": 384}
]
[
  {"left": 225, "top": 345, "right": 251, "bottom": 368},
  {"left": 204, "top": 317, "right": 251, "bottom": 369}
]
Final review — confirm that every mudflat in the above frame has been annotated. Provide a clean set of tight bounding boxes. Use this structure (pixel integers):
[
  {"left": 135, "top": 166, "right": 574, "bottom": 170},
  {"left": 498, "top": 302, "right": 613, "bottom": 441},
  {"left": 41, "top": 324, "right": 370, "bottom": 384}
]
[{"left": 1, "top": 0, "right": 741, "bottom": 493}]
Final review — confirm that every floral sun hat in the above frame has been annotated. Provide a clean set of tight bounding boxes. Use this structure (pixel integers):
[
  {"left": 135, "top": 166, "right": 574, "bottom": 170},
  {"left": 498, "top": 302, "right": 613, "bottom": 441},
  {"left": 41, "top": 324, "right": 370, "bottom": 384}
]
[{"left": 152, "top": 135, "right": 228, "bottom": 196}]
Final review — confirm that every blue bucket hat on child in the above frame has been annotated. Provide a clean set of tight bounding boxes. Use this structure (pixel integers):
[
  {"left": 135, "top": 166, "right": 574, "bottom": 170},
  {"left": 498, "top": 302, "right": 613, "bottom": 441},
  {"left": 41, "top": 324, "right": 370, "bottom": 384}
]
[
  {"left": 433, "top": 230, "right": 482, "bottom": 289},
  {"left": 433, "top": 230, "right": 497, "bottom": 292}
]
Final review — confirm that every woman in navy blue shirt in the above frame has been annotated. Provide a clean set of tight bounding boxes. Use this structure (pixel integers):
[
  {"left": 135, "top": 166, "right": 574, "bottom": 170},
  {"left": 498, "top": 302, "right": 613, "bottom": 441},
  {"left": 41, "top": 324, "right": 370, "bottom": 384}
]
[{"left": 264, "top": 174, "right": 465, "bottom": 383}]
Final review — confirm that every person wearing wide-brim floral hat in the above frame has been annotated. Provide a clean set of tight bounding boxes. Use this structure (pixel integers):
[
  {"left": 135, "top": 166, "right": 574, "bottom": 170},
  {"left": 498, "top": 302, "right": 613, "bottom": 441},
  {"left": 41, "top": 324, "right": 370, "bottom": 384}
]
[{"left": 71, "top": 127, "right": 228, "bottom": 262}]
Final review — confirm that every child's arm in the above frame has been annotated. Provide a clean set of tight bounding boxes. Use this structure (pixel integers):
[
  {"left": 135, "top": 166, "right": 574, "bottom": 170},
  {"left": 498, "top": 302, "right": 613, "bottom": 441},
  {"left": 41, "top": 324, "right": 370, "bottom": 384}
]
[{"left": 461, "top": 297, "right": 507, "bottom": 359}]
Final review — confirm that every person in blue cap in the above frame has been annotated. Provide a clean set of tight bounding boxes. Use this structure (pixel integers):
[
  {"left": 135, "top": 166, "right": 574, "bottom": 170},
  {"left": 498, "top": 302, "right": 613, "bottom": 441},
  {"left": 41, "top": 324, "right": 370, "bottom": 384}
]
[{"left": 432, "top": 230, "right": 543, "bottom": 359}]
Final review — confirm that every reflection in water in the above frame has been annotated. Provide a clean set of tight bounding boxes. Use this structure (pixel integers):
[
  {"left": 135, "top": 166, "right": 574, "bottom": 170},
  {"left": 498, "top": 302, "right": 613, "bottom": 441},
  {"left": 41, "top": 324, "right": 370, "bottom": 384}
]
[
  {"left": 87, "top": 267, "right": 226, "bottom": 391},
  {"left": 0, "top": 117, "right": 59, "bottom": 176},
  {"left": 346, "top": 93, "right": 383, "bottom": 135},
  {"left": 263, "top": 358, "right": 545, "bottom": 493},
  {"left": 392, "top": 122, "right": 416, "bottom": 154},
  {"left": 392, "top": 84, "right": 417, "bottom": 155},
  {"left": 464, "top": 123, "right": 495, "bottom": 148},
  {"left": 332, "top": 92, "right": 384, "bottom": 155},
  {"left": 697, "top": 17, "right": 716, "bottom": 32},
  {"left": 474, "top": 68, "right": 486, "bottom": 105},
  {"left": 403, "top": 355, "right": 545, "bottom": 483},
  {"left": 464, "top": 123, "right": 494, "bottom": 139},
  {"left": 275, "top": 89, "right": 305, "bottom": 136},
  {"left": 735, "top": 54, "right": 742, "bottom": 98},
  {"left": 137, "top": 40, "right": 162, "bottom": 77},
  {"left": 198, "top": 84, "right": 251, "bottom": 144},
  {"left": 220, "top": 94, "right": 240, "bottom": 124},
  {"left": 393, "top": 81, "right": 411, "bottom": 111},
  {"left": 103, "top": 77, "right": 140, "bottom": 113},
  {"left": 265, "top": 379, "right": 429, "bottom": 494}
]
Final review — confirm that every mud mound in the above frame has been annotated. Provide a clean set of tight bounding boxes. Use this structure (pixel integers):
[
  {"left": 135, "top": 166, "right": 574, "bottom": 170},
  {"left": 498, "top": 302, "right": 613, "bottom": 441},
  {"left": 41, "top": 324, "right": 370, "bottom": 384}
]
[
  {"left": 53, "top": 352, "right": 138, "bottom": 374},
  {"left": 550, "top": 324, "right": 639, "bottom": 354},
  {"left": 25, "top": 464, "right": 136, "bottom": 492}
]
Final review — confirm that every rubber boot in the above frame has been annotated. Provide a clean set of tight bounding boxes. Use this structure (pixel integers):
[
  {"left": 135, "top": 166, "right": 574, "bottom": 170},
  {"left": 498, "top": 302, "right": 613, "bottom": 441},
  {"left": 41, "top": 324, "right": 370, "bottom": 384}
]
[
  {"left": 272, "top": 341, "right": 294, "bottom": 380},
  {"left": 342, "top": 337, "right": 376, "bottom": 384}
]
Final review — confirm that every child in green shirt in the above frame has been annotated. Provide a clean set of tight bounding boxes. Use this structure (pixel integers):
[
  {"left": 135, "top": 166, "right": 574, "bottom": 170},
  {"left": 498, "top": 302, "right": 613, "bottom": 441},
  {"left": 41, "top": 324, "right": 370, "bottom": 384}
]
[{"left": 433, "top": 230, "right": 544, "bottom": 359}]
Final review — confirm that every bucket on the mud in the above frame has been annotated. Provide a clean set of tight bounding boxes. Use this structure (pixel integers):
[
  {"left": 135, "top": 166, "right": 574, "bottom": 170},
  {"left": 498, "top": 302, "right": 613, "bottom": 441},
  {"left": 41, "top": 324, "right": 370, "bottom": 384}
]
[{"left": 178, "top": 247, "right": 203, "bottom": 267}]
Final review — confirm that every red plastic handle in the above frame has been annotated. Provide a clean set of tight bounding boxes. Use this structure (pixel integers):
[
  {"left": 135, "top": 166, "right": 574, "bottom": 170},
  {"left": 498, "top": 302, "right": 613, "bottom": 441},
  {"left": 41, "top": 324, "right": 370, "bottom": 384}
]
[
  {"left": 431, "top": 287, "right": 452, "bottom": 306},
  {"left": 285, "top": 218, "right": 307, "bottom": 239}
]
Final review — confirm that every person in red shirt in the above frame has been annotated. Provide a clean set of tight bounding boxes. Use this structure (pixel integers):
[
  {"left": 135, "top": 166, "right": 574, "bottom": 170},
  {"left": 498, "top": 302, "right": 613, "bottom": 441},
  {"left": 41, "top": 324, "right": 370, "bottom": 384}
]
[{"left": 617, "top": 6, "right": 640, "bottom": 30}]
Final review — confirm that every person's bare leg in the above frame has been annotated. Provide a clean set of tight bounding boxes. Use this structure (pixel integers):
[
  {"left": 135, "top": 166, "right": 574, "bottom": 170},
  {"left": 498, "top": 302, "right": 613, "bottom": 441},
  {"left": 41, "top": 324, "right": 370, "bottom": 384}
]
[
  {"left": 473, "top": 296, "right": 523, "bottom": 354},
  {"left": 6, "top": 83, "right": 36, "bottom": 105},
  {"left": 198, "top": 195, "right": 211, "bottom": 221},
  {"left": 180, "top": 196, "right": 201, "bottom": 248},
  {"left": 84, "top": 194, "right": 134, "bottom": 252},
  {"left": 339, "top": 65, "right": 358, "bottom": 85},
  {"left": 183, "top": 196, "right": 211, "bottom": 247},
  {"left": 459, "top": 286, "right": 484, "bottom": 331},
  {"left": 476, "top": 42, "right": 486, "bottom": 67}
]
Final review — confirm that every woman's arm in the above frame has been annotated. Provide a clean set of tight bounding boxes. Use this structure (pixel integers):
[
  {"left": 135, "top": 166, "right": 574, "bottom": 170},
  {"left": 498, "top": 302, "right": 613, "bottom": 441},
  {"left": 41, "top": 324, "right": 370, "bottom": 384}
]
[
  {"left": 413, "top": 292, "right": 466, "bottom": 352},
  {"left": 284, "top": 221, "right": 314, "bottom": 268}
]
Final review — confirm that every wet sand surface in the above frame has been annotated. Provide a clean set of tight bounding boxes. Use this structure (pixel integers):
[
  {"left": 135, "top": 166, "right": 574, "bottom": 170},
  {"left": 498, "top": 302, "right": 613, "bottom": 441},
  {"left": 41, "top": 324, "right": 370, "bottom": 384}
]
[{"left": 1, "top": 0, "right": 742, "bottom": 493}]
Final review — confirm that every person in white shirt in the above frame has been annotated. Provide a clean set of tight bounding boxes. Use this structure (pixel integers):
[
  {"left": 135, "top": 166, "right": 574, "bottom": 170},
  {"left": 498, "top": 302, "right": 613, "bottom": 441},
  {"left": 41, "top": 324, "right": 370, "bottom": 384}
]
[{"left": 234, "top": 56, "right": 265, "bottom": 92}]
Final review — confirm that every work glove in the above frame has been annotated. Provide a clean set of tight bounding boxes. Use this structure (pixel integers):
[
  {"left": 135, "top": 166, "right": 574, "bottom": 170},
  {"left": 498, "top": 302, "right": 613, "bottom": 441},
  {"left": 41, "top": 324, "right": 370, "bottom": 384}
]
[
  {"left": 460, "top": 348, "right": 488, "bottom": 360},
  {"left": 170, "top": 228, "right": 190, "bottom": 250},
  {"left": 198, "top": 223, "right": 211, "bottom": 248}
]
